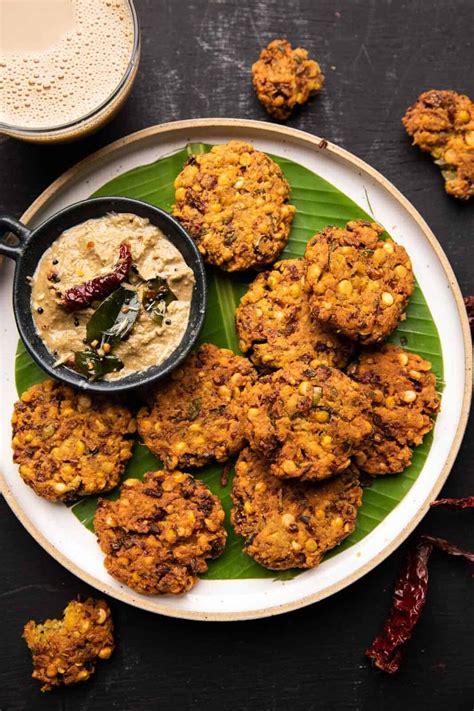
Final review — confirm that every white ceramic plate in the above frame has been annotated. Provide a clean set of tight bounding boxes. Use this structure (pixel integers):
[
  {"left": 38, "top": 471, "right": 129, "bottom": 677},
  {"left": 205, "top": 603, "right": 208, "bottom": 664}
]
[{"left": 0, "top": 119, "right": 471, "bottom": 621}]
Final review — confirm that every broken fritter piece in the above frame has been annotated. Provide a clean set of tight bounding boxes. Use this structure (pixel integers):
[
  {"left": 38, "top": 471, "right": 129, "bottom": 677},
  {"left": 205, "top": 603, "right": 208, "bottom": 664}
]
[
  {"left": 252, "top": 39, "right": 324, "bottom": 120},
  {"left": 348, "top": 343, "right": 440, "bottom": 475},
  {"left": 11, "top": 379, "right": 135, "bottom": 502},
  {"left": 402, "top": 89, "right": 474, "bottom": 200},
  {"left": 231, "top": 448, "right": 362, "bottom": 570},
  {"left": 243, "top": 362, "right": 372, "bottom": 481},
  {"left": 94, "top": 471, "right": 227, "bottom": 594},
  {"left": 172, "top": 141, "right": 295, "bottom": 271},
  {"left": 235, "top": 258, "right": 353, "bottom": 370},
  {"left": 23, "top": 598, "right": 114, "bottom": 692},
  {"left": 137, "top": 343, "right": 256, "bottom": 469},
  {"left": 304, "top": 220, "right": 414, "bottom": 344}
]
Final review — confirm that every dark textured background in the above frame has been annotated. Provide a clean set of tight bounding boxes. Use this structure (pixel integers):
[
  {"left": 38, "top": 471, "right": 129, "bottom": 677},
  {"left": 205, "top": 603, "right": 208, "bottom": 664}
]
[{"left": 1, "top": 1, "right": 473, "bottom": 709}]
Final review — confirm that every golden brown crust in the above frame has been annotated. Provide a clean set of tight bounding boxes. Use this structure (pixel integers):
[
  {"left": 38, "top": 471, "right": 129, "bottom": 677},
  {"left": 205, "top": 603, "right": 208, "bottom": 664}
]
[
  {"left": 11, "top": 379, "right": 135, "bottom": 502},
  {"left": 235, "top": 259, "right": 353, "bottom": 370},
  {"left": 252, "top": 39, "right": 324, "bottom": 120},
  {"left": 23, "top": 598, "right": 114, "bottom": 692},
  {"left": 137, "top": 343, "right": 256, "bottom": 469},
  {"left": 231, "top": 448, "right": 362, "bottom": 569},
  {"left": 304, "top": 220, "right": 414, "bottom": 344},
  {"left": 94, "top": 471, "right": 226, "bottom": 594},
  {"left": 348, "top": 343, "right": 440, "bottom": 475},
  {"left": 243, "top": 362, "right": 372, "bottom": 481},
  {"left": 172, "top": 141, "right": 295, "bottom": 271},
  {"left": 402, "top": 89, "right": 474, "bottom": 200}
]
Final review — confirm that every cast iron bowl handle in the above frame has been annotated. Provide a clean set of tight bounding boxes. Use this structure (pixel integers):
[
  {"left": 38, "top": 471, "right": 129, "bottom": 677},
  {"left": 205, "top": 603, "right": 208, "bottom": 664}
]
[{"left": 0, "top": 213, "right": 32, "bottom": 260}]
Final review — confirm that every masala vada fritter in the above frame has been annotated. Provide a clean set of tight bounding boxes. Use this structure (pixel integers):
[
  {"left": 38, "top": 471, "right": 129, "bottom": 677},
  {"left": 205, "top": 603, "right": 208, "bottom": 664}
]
[
  {"left": 172, "top": 141, "right": 295, "bottom": 271},
  {"left": 244, "top": 362, "right": 372, "bottom": 482},
  {"left": 402, "top": 89, "right": 474, "bottom": 200},
  {"left": 23, "top": 598, "right": 114, "bottom": 692},
  {"left": 252, "top": 39, "right": 324, "bottom": 120},
  {"left": 231, "top": 448, "right": 362, "bottom": 570},
  {"left": 348, "top": 344, "right": 440, "bottom": 476},
  {"left": 11, "top": 379, "right": 135, "bottom": 502},
  {"left": 304, "top": 220, "right": 414, "bottom": 345},
  {"left": 138, "top": 343, "right": 256, "bottom": 470},
  {"left": 235, "top": 258, "right": 353, "bottom": 370},
  {"left": 94, "top": 471, "right": 227, "bottom": 595}
]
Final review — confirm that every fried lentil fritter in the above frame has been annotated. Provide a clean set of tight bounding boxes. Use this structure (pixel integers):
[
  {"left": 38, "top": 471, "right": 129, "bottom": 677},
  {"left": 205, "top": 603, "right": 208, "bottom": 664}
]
[
  {"left": 304, "top": 220, "right": 414, "bottom": 345},
  {"left": 402, "top": 89, "right": 474, "bottom": 200},
  {"left": 11, "top": 379, "right": 135, "bottom": 502},
  {"left": 231, "top": 448, "right": 362, "bottom": 570},
  {"left": 94, "top": 471, "right": 226, "bottom": 594},
  {"left": 137, "top": 343, "right": 256, "bottom": 469},
  {"left": 348, "top": 343, "right": 440, "bottom": 475},
  {"left": 172, "top": 141, "right": 295, "bottom": 271},
  {"left": 252, "top": 39, "right": 324, "bottom": 120},
  {"left": 23, "top": 598, "right": 114, "bottom": 692},
  {"left": 235, "top": 259, "right": 352, "bottom": 370},
  {"left": 244, "top": 362, "right": 372, "bottom": 481}
]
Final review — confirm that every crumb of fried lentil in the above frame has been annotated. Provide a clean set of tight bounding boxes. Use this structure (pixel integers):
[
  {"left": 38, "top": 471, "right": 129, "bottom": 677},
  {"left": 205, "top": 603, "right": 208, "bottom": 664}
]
[
  {"left": 23, "top": 598, "right": 114, "bottom": 692},
  {"left": 137, "top": 343, "right": 256, "bottom": 469},
  {"left": 11, "top": 379, "right": 135, "bottom": 502},
  {"left": 243, "top": 362, "right": 372, "bottom": 481},
  {"left": 252, "top": 39, "right": 324, "bottom": 120},
  {"left": 231, "top": 448, "right": 362, "bottom": 569},
  {"left": 94, "top": 471, "right": 227, "bottom": 594},
  {"left": 172, "top": 141, "right": 295, "bottom": 272},
  {"left": 402, "top": 89, "right": 474, "bottom": 200},
  {"left": 304, "top": 220, "right": 414, "bottom": 345},
  {"left": 348, "top": 343, "right": 440, "bottom": 475},
  {"left": 235, "top": 258, "right": 353, "bottom": 370}
]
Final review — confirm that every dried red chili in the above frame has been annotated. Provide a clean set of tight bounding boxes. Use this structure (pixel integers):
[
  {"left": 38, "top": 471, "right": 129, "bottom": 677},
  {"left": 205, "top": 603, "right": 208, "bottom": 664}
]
[
  {"left": 431, "top": 496, "right": 474, "bottom": 510},
  {"left": 366, "top": 535, "right": 474, "bottom": 673},
  {"left": 464, "top": 295, "right": 474, "bottom": 335},
  {"left": 60, "top": 242, "right": 132, "bottom": 311}
]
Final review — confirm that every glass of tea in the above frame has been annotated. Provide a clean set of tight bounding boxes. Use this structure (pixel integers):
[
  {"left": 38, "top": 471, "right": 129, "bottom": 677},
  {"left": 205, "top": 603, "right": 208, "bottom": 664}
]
[{"left": 0, "top": 0, "right": 140, "bottom": 143}]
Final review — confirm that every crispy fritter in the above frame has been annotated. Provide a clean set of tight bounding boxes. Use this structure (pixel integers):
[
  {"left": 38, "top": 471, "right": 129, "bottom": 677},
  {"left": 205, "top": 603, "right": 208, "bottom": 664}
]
[
  {"left": 244, "top": 362, "right": 372, "bottom": 481},
  {"left": 304, "top": 220, "right": 414, "bottom": 344},
  {"left": 235, "top": 258, "right": 352, "bottom": 370},
  {"left": 137, "top": 343, "right": 256, "bottom": 469},
  {"left": 348, "top": 343, "right": 440, "bottom": 475},
  {"left": 94, "top": 471, "right": 226, "bottom": 594},
  {"left": 172, "top": 141, "right": 295, "bottom": 271},
  {"left": 252, "top": 39, "right": 324, "bottom": 120},
  {"left": 23, "top": 598, "right": 114, "bottom": 692},
  {"left": 402, "top": 89, "right": 474, "bottom": 200},
  {"left": 11, "top": 379, "right": 135, "bottom": 502},
  {"left": 231, "top": 448, "right": 362, "bottom": 570}
]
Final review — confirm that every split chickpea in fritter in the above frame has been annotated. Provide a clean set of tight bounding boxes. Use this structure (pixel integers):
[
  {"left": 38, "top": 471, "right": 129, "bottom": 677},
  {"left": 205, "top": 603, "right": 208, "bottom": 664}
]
[
  {"left": 172, "top": 141, "right": 295, "bottom": 272},
  {"left": 304, "top": 220, "right": 414, "bottom": 345},
  {"left": 137, "top": 343, "right": 257, "bottom": 469},
  {"left": 94, "top": 471, "right": 227, "bottom": 595},
  {"left": 231, "top": 448, "right": 362, "bottom": 570},
  {"left": 235, "top": 258, "right": 353, "bottom": 370},
  {"left": 243, "top": 362, "right": 372, "bottom": 482},
  {"left": 348, "top": 343, "right": 440, "bottom": 475},
  {"left": 11, "top": 379, "right": 135, "bottom": 502},
  {"left": 402, "top": 89, "right": 474, "bottom": 200},
  {"left": 23, "top": 598, "right": 114, "bottom": 692},
  {"left": 252, "top": 39, "right": 324, "bottom": 120}
]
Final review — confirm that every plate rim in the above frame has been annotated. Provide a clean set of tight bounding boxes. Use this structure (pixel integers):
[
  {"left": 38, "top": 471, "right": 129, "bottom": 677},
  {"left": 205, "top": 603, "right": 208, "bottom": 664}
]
[{"left": 1, "top": 117, "right": 471, "bottom": 621}]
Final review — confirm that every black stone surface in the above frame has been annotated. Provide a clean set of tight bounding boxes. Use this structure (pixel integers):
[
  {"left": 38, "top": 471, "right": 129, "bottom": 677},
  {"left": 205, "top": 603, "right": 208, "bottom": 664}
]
[{"left": 1, "top": 1, "right": 473, "bottom": 709}]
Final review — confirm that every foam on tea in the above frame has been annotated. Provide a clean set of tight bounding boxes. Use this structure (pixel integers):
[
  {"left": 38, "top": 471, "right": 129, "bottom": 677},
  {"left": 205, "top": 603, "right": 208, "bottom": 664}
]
[{"left": 0, "top": 0, "right": 135, "bottom": 129}]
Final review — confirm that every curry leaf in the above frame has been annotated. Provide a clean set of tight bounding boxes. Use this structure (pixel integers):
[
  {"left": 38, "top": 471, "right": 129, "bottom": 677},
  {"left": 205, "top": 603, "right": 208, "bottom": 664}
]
[
  {"left": 143, "top": 277, "right": 177, "bottom": 326},
  {"left": 73, "top": 350, "right": 124, "bottom": 380},
  {"left": 86, "top": 287, "right": 140, "bottom": 346}
]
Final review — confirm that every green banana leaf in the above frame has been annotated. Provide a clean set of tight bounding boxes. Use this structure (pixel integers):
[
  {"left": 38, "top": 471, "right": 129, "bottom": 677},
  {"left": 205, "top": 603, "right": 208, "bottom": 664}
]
[{"left": 15, "top": 143, "right": 443, "bottom": 580}]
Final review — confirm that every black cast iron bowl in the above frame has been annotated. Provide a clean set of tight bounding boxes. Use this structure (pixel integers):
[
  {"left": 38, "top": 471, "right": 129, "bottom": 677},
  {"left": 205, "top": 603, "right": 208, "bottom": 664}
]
[{"left": 0, "top": 197, "right": 207, "bottom": 394}]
